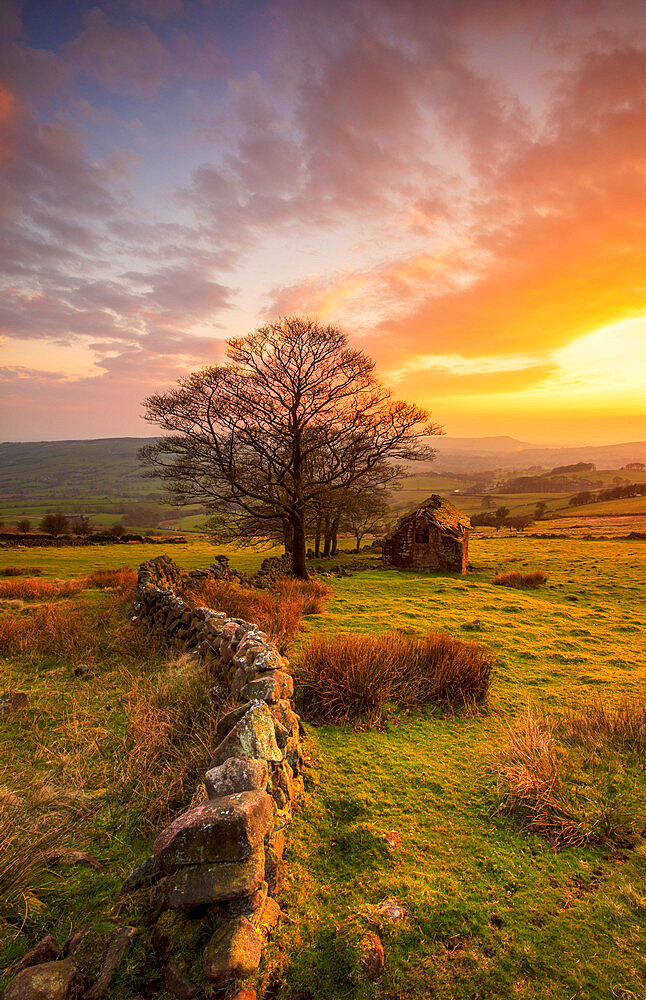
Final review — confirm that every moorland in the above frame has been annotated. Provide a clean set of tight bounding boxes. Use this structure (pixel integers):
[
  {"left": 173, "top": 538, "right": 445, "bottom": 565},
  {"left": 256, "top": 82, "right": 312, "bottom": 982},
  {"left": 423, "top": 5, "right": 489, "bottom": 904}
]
[
  {"left": 1, "top": 523, "right": 644, "bottom": 998},
  {"left": 2, "top": 437, "right": 646, "bottom": 533}
]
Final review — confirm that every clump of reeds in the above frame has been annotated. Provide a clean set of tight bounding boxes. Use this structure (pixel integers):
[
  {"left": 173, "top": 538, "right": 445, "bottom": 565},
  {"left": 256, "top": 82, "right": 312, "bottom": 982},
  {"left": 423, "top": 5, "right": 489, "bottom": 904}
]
[
  {"left": 296, "top": 630, "right": 495, "bottom": 725},
  {"left": 186, "top": 577, "right": 331, "bottom": 652},
  {"left": 0, "top": 590, "right": 157, "bottom": 663},
  {"left": 85, "top": 567, "right": 137, "bottom": 595},
  {"left": 0, "top": 577, "right": 86, "bottom": 600},
  {"left": 493, "top": 699, "right": 646, "bottom": 848},
  {"left": 492, "top": 570, "right": 548, "bottom": 589}
]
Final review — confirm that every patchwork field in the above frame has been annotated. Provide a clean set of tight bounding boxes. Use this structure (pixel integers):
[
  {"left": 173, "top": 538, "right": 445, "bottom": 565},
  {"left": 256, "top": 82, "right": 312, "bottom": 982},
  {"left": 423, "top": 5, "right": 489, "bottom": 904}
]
[{"left": 0, "top": 536, "right": 644, "bottom": 998}]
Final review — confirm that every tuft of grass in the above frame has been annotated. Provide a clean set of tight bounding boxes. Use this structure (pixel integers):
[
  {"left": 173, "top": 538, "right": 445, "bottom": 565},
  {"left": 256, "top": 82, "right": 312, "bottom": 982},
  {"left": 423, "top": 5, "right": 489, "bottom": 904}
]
[
  {"left": 0, "top": 779, "right": 96, "bottom": 926},
  {"left": 0, "top": 592, "right": 157, "bottom": 663},
  {"left": 493, "top": 699, "right": 646, "bottom": 847},
  {"left": 492, "top": 570, "right": 548, "bottom": 589},
  {"left": 297, "top": 630, "right": 495, "bottom": 725},
  {"left": 1, "top": 567, "right": 42, "bottom": 577},
  {"left": 115, "top": 654, "right": 224, "bottom": 834},
  {"left": 84, "top": 567, "right": 137, "bottom": 596},
  {"left": 185, "top": 577, "right": 331, "bottom": 651},
  {"left": 0, "top": 577, "right": 86, "bottom": 600}
]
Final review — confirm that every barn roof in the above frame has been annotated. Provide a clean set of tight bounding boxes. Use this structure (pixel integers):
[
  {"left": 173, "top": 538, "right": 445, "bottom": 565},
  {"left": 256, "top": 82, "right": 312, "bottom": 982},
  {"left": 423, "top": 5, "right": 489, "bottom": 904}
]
[{"left": 389, "top": 494, "right": 470, "bottom": 538}]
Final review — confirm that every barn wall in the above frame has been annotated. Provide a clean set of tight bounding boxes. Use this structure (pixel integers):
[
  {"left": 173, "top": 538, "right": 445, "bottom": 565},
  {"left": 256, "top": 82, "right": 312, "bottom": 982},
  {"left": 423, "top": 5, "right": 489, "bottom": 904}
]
[{"left": 383, "top": 515, "right": 468, "bottom": 573}]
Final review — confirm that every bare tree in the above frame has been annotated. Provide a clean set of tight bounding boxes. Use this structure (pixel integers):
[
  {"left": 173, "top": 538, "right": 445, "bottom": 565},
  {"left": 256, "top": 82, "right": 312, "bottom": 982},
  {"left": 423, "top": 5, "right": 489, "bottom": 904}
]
[
  {"left": 40, "top": 512, "right": 69, "bottom": 536},
  {"left": 141, "top": 317, "right": 440, "bottom": 578},
  {"left": 341, "top": 489, "right": 391, "bottom": 552}
]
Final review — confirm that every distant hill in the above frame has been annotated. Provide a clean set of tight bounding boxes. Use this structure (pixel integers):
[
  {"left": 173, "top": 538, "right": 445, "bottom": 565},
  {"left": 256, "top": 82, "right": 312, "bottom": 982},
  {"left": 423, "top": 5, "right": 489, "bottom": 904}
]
[
  {"left": 0, "top": 437, "right": 160, "bottom": 506},
  {"left": 2, "top": 436, "right": 646, "bottom": 513},
  {"left": 425, "top": 437, "right": 646, "bottom": 473}
]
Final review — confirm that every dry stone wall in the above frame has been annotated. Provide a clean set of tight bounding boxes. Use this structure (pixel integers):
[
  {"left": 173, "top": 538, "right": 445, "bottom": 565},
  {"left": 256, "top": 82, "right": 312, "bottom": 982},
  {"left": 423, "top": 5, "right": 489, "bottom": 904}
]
[
  {"left": 125, "top": 555, "right": 306, "bottom": 987},
  {"left": 2, "top": 554, "right": 306, "bottom": 1000}
]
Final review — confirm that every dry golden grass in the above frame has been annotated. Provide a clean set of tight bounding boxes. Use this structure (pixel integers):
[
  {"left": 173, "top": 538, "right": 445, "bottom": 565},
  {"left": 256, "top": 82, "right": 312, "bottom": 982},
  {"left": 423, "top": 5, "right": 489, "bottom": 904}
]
[
  {"left": 84, "top": 567, "right": 137, "bottom": 595},
  {"left": 186, "top": 576, "right": 331, "bottom": 651},
  {"left": 493, "top": 700, "right": 646, "bottom": 847},
  {"left": 559, "top": 697, "right": 646, "bottom": 754},
  {"left": 297, "top": 630, "right": 495, "bottom": 725},
  {"left": 492, "top": 570, "right": 548, "bottom": 589},
  {"left": 0, "top": 592, "right": 157, "bottom": 662},
  {"left": 115, "top": 654, "right": 225, "bottom": 834},
  {"left": 0, "top": 577, "right": 86, "bottom": 600},
  {"left": 0, "top": 778, "right": 96, "bottom": 925}
]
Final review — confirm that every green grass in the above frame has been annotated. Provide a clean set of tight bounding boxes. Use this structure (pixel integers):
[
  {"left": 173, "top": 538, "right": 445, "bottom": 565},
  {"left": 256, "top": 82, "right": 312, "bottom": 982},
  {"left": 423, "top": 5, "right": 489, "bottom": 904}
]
[
  {"left": 0, "top": 538, "right": 285, "bottom": 579},
  {"left": 1, "top": 536, "right": 645, "bottom": 998},
  {"left": 259, "top": 536, "right": 646, "bottom": 998},
  {"left": 558, "top": 494, "right": 646, "bottom": 517}
]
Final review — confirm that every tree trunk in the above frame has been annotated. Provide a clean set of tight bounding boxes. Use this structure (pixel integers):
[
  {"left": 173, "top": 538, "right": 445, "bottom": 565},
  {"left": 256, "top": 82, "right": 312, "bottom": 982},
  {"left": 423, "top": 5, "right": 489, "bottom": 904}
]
[
  {"left": 330, "top": 514, "right": 340, "bottom": 557},
  {"left": 283, "top": 516, "right": 293, "bottom": 556},
  {"left": 323, "top": 517, "right": 331, "bottom": 557},
  {"left": 355, "top": 533, "right": 361, "bottom": 552},
  {"left": 290, "top": 426, "right": 309, "bottom": 579},
  {"left": 314, "top": 514, "right": 322, "bottom": 558},
  {"left": 290, "top": 509, "right": 309, "bottom": 579}
]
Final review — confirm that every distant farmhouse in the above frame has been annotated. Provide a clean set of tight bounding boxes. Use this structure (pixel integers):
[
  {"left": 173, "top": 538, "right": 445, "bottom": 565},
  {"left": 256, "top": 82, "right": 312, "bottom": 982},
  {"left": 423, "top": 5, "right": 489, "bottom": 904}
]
[{"left": 383, "top": 495, "right": 470, "bottom": 574}]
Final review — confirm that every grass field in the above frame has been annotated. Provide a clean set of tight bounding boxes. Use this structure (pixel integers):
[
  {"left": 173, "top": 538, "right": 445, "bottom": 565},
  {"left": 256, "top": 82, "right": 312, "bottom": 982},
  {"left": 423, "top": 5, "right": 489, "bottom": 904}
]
[
  {"left": 559, "top": 494, "right": 646, "bottom": 517},
  {"left": 1, "top": 536, "right": 644, "bottom": 998}
]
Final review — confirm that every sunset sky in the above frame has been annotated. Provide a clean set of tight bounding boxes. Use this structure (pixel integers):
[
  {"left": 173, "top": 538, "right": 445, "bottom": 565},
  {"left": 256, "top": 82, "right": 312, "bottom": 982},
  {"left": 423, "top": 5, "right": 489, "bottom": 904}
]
[{"left": 1, "top": 0, "right": 646, "bottom": 444}]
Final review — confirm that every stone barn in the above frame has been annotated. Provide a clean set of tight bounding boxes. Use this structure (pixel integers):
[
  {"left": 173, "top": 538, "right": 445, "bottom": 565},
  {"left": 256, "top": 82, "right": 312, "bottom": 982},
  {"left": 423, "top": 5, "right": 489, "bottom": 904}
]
[{"left": 382, "top": 494, "right": 470, "bottom": 573}]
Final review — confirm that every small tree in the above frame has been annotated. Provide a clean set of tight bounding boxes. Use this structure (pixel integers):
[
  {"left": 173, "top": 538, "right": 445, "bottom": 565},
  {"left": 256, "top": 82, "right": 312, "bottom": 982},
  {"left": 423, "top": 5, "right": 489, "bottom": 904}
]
[
  {"left": 481, "top": 495, "right": 495, "bottom": 509},
  {"left": 494, "top": 506, "right": 510, "bottom": 531},
  {"left": 506, "top": 515, "right": 533, "bottom": 532},
  {"left": 141, "top": 317, "right": 441, "bottom": 579},
  {"left": 569, "top": 491, "right": 594, "bottom": 507},
  {"left": 109, "top": 522, "right": 126, "bottom": 538},
  {"left": 40, "top": 513, "right": 69, "bottom": 536},
  {"left": 69, "top": 515, "right": 91, "bottom": 535},
  {"left": 534, "top": 502, "right": 548, "bottom": 520},
  {"left": 16, "top": 519, "right": 31, "bottom": 534},
  {"left": 341, "top": 490, "right": 391, "bottom": 553},
  {"left": 122, "top": 502, "right": 161, "bottom": 530}
]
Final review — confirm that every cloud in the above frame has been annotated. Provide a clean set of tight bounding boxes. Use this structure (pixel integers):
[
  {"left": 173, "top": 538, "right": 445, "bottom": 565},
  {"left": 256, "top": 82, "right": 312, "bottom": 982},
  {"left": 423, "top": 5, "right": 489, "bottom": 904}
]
[
  {"left": 63, "top": 8, "right": 228, "bottom": 97},
  {"left": 3, "top": 0, "right": 646, "bottom": 442},
  {"left": 262, "top": 40, "right": 646, "bottom": 381}
]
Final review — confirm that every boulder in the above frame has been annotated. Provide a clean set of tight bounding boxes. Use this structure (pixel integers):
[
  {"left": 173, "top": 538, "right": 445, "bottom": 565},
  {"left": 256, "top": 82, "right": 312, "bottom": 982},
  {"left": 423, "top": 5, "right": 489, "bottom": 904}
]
[
  {"left": 205, "top": 759, "right": 268, "bottom": 800},
  {"left": 229, "top": 989, "right": 257, "bottom": 1000},
  {"left": 81, "top": 926, "right": 137, "bottom": 999},
  {"left": 272, "top": 719, "right": 289, "bottom": 750},
  {"left": 240, "top": 670, "right": 293, "bottom": 704},
  {"left": 202, "top": 916, "right": 262, "bottom": 984},
  {"left": 66, "top": 922, "right": 137, "bottom": 999},
  {"left": 117, "top": 854, "right": 161, "bottom": 898},
  {"left": 164, "top": 961, "right": 196, "bottom": 1000},
  {"left": 250, "top": 649, "right": 286, "bottom": 673},
  {"left": 220, "top": 880, "right": 267, "bottom": 919},
  {"left": 285, "top": 735, "right": 304, "bottom": 775},
  {"left": 360, "top": 932, "right": 384, "bottom": 980},
  {"left": 272, "top": 787, "right": 288, "bottom": 810},
  {"left": 213, "top": 703, "right": 254, "bottom": 746},
  {"left": 152, "top": 792, "right": 273, "bottom": 868},
  {"left": 270, "top": 700, "right": 300, "bottom": 739},
  {"left": 13, "top": 935, "right": 60, "bottom": 974},
  {"left": 211, "top": 703, "right": 282, "bottom": 767},
  {"left": 0, "top": 692, "right": 28, "bottom": 715},
  {"left": 3, "top": 959, "right": 76, "bottom": 1000},
  {"left": 251, "top": 895, "right": 281, "bottom": 933},
  {"left": 154, "top": 846, "right": 265, "bottom": 909}
]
